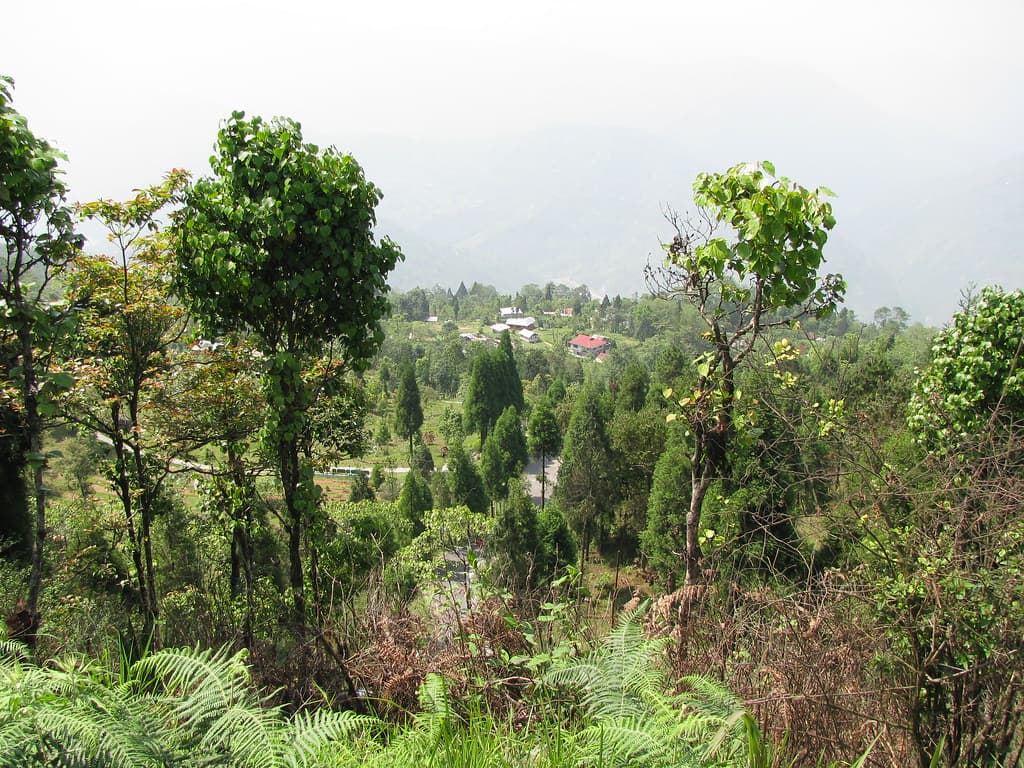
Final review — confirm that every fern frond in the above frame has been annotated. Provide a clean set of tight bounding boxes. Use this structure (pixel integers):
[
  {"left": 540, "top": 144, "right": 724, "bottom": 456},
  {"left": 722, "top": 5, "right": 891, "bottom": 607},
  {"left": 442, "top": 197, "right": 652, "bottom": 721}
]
[
  {"left": 286, "top": 709, "right": 371, "bottom": 768},
  {"left": 0, "top": 638, "right": 29, "bottom": 664}
]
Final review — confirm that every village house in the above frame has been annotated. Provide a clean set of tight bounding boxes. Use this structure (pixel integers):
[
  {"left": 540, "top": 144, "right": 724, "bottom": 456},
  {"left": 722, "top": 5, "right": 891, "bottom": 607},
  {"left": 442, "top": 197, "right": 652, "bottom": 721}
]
[
  {"left": 568, "top": 333, "right": 611, "bottom": 357},
  {"left": 506, "top": 316, "right": 537, "bottom": 331}
]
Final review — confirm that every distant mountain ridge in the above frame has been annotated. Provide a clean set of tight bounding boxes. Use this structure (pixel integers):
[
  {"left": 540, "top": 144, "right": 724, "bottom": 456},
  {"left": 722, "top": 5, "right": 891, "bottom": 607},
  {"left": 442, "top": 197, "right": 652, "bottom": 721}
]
[{"left": 353, "top": 127, "right": 1023, "bottom": 325}]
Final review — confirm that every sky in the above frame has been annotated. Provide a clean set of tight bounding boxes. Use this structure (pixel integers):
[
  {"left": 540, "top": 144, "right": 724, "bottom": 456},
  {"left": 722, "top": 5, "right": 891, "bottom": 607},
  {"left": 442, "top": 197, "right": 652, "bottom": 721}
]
[{"left": 5, "top": 0, "right": 1023, "bottom": 322}]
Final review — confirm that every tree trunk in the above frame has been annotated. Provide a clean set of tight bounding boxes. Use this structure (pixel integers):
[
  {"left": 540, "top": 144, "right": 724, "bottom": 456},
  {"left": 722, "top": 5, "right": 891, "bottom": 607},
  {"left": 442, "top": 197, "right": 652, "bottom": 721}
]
[
  {"left": 23, "top": 332, "right": 45, "bottom": 639},
  {"left": 111, "top": 403, "right": 152, "bottom": 643},
  {"left": 280, "top": 433, "right": 306, "bottom": 630},
  {"left": 540, "top": 450, "right": 546, "bottom": 509},
  {"left": 129, "top": 394, "right": 160, "bottom": 648}
]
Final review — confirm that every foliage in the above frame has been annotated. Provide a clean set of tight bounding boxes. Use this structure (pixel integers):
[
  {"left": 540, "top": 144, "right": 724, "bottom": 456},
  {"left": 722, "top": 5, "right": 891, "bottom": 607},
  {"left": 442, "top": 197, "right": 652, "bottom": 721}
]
[
  {"left": 411, "top": 431, "right": 435, "bottom": 476},
  {"left": 641, "top": 431, "right": 691, "bottom": 589},
  {"left": 175, "top": 111, "right": 401, "bottom": 627},
  {"left": 527, "top": 396, "right": 561, "bottom": 509},
  {"left": 393, "top": 362, "right": 423, "bottom": 459},
  {"left": 556, "top": 386, "right": 616, "bottom": 564},
  {"left": 909, "top": 286, "right": 1024, "bottom": 449},
  {"left": 488, "top": 485, "right": 542, "bottom": 592},
  {"left": 653, "top": 161, "right": 844, "bottom": 584},
  {"left": 65, "top": 171, "right": 191, "bottom": 644},
  {"left": 445, "top": 441, "right": 489, "bottom": 515},
  {"left": 463, "top": 332, "right": 522, "bottom": 443},
  {"left": 175, "top": 111, "right": 401, "bottom": 357},
  {"left": 479, "top": 405, "right": 528, "bottom": 503},
  {"left": 0, "top": 74, "right": 83, "bottom": 620},
  {"left": 860, "top": 425, "right": 1024, "bottom": 767},
  {"left": 397, "top": 470, "right": 433, "bottom": 536},
  {"left": 543, "top": 603, "right": 766, "bottom": 768},
  {"left": 0, "top": 643, "right": 372, "bottom": 768}
]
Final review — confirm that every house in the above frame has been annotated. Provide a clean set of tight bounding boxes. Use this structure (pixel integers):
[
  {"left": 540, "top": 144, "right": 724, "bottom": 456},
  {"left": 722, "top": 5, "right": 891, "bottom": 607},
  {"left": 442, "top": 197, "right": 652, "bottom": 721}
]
[
  {"left": 568, "top": 334, "right": 611, "bottom": 357},
  {"left": 518, "top": 329, "right": 540, "bottom": 343},
  {"left": 506, "top": 316, "right": 537, "bottom": 331},
  {"left": 499, "top": 306, "right": 522, "bottom": 317},
  {"left": 559, "top": 307, "right": 575, "bottom": 317},
  {"left": 490, "top": 322, "right": 510, "bottom": 334}
]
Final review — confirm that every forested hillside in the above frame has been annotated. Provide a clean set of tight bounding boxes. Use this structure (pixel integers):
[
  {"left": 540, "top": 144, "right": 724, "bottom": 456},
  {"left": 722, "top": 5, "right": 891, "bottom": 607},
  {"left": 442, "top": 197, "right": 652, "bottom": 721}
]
[{"left": 3, "top": 75, "right": 1023, "bottom": 768}]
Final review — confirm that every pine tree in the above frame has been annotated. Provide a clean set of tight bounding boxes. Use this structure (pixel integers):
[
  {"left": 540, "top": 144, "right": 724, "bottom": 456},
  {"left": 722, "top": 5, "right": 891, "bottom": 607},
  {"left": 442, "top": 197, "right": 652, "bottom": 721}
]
[
  {"left": 447, "top": 441, "right": 489, "bottom": 514},
  {"left": 556, "top": 386, "right": 616, "bottom": 564},
  {"left": 394, "top": 363, "right": 424, "bottom": 460},
  {"left": 481, "top": 406, "right": 528, "bottom": 504},
  {"left": 527, "top": 397, "right": 562, "bottom": 509},
  {"left": 640, "top": 430, "right": 691, "bottom": 589},
  {"left": 398, "top": 469, "right": 433, "bottom": 536}
]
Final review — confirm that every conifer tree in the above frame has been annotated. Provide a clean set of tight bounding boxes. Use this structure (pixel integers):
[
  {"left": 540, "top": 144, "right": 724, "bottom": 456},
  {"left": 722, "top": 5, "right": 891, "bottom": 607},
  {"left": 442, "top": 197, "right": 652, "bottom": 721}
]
[
  {"left": 556, "top": 386, "right": 616, "bottom": 564},
  {"left": 481, "top": 406, "right": 528, "bottom": 504},
  {"left": 394, "top": 362, "right": 424, "bottom": 460}
]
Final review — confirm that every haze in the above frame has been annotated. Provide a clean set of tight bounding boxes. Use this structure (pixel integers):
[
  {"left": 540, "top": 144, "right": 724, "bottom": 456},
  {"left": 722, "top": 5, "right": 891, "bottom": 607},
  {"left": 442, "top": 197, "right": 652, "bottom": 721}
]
[{"left": 6, "top": 0, "right": 1022, "bottom": 323}]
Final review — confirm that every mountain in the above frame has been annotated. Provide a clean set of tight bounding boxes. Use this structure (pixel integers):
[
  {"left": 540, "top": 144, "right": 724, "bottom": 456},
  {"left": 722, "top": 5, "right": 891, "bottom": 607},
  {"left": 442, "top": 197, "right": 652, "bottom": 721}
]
[{"left": 352, "top": 126, "right": 1022, "bottom": 325}]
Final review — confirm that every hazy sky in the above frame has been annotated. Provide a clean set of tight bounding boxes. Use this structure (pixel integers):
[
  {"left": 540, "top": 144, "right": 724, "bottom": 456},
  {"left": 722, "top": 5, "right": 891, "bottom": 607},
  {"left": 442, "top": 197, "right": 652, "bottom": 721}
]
[
  {"left": 5, "top": 1, "right": 1023, "bottom": 320},
  {"left": 6, "top": 1, "right": 1018, "bottom": 195}
]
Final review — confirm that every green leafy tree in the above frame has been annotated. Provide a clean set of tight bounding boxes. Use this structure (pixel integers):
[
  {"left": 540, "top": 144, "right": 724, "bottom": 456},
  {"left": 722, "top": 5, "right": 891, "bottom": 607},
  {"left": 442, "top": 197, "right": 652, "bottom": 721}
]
[
  {"left": 411, "top": 431, "right": 435, "bottom": 476},
  {"left": 150, "top": 336, "right": 269, "bottom": 648},
  {"left": 909, "top": 286, "right": 1024, "bottom": 449},
  {"left": 480, "top": 405, "right": 528, "bottom": 504},
  {"left": 556, "top": 386, "right": 616, "bottom": 564},
  {"left": 464, "top": 332, "right": 522, "bottom": 443},
  {"left": 615, "top": 360, "right": 650, "bottom": 412},
  {"left": 430, "top": 338, "right": 464, "bottom": 397},
  {"left": 348, "top": 471, "right": 375, "bottom": 502},
  {"left": 398, "top": 469, "right": 433, "bottom": 536},
  {"left": 641, "top": 430, "right": 692, "bottom": 589},
  {"left": 0, "top": 75, "right": 82, "bottom": 628},
  {"left": 66, "top": 172, "right": 191, "bottom": 644},
  {"left": 446, "top": 441, "right": 488, "bottom": 514},
  {"left": 488, "top": 484, "right": 541, "bottom": 592},
  {"left": 651, "top": 161, "right": 843, "bottom": 584},
  {"left": 608, "top": 404, "right": 667, "bottom": 555},
  {"left": 174, "top": 112, "right": 401, "bottom": 627},
  {"left": 497, "top": 329, "right": 524, "bottom": 412},
  {"left": 393, "top": 362, "right": 423, "bottom": 459},
  {"left": 527, "top": 396, "right": 562, "bottom": 509}
]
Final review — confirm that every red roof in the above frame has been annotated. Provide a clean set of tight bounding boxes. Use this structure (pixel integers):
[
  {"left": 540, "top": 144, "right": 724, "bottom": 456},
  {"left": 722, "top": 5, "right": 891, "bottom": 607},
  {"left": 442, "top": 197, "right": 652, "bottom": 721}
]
[{"left": 569, "top": 334, "right": 608, "bottom": 349}]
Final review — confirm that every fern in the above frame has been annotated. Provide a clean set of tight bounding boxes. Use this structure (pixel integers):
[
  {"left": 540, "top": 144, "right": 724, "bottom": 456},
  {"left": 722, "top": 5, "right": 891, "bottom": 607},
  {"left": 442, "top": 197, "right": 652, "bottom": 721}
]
[
  {"left": 542, "top": 601, "right": 763, "bottom": 768},
  {"left": 0, "top": 645, "right": 373, "bottom": 768}
]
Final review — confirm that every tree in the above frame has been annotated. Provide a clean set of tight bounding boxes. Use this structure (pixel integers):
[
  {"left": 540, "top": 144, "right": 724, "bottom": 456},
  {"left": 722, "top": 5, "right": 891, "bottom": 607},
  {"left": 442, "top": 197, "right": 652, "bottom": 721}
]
[
  {"left": 616, "top": 361, "right": 649, "bottom": 412},
  {"left": 556, "top": 386, "right": 616, "bottom": 564},
  {"left": 398, "top": 469, "right": 433, "bottom": 536},
  {"left": 488, "top": 484, "right": 541, "bottom": 592},
  {"left": 480, "top": 405, "right": 528, "bottom": 504},
  {"left": 349, "top": 471, "right": 375, "bottom": 502},
  {"left": 0, "top": 75, "right": 82, "bottom": 632},
  {"left": 411, "top": 431, "right": 435, "bottom": 476},
  {"left": 65, "top": 172, "right": 191, "bottom": 645},
  {"left": 497, "top": 330, "right": 524, "bottom": 412},
  {"left": 641, "top": 431, "right": 692, "bottom": 589},
  {"left": 394, "top": 362, "right": 423, "bottom": 460},
  {"left": 649, "top": 161, "right": 843, "bottom": 584},
  {"left": 527, "top": 397, "right": 562, "bottom": 509},
  {"left": 464, "top": 333, "right": 522, "bottom": 442},
  {"left": 446, "top": 441, "right": 488, "bottom": 514},
  {"left": 174, "top": 112, "right": 402, "bottom": 628},
  {"left": 463, "top": 350, "right": 503, "bottom": 443},
  {"left": 431, "top": 338, "right": 464, "bottom": 397},
  {"left": 909, "top": 287, "right": 1024, "bottom": 450}
]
